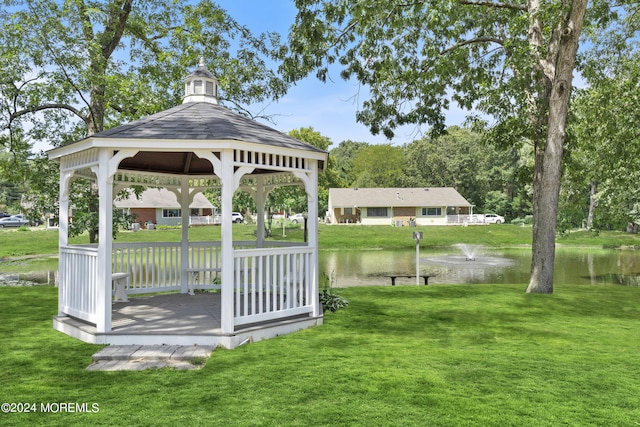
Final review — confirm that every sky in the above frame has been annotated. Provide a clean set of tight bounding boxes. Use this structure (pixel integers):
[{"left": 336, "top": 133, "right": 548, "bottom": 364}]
[{"left": 216, "top": 0, "right": 470, "bottom": 149}]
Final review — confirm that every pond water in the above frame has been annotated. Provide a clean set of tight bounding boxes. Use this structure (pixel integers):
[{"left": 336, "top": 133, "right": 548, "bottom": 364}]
[
  {"left": 1, "top": 247, "right": 639, "bottom": 288},
  {"left": 319, "top": 247, "right": 640, "bottom": 288}
]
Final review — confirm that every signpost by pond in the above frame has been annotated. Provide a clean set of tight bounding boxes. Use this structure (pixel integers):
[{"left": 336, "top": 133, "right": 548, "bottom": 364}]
[{"left": 413, "top": 231, "right": 423, "bottom": 285}]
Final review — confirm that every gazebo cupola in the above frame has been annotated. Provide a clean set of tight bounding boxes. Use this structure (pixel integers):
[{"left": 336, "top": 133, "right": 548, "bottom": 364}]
[{"left": 183, "top": 57, "right": 219, "bottom": 104}]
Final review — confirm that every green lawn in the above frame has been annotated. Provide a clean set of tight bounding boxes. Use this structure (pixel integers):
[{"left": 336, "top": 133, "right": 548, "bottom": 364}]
[
  {"left": 1, "top": 284, "right": 639, "bottom": 426},
  {"left": 2, "top": 223, "right": 640, "bottom": 259}
]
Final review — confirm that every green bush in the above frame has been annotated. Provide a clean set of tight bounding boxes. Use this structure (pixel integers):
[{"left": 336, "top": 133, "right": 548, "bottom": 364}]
[
  {"left": 319, "top": 289, "right": 349, "bottom": 313},
  {"left": 318, "top": 270, "right": 349, "bottom": 313}
]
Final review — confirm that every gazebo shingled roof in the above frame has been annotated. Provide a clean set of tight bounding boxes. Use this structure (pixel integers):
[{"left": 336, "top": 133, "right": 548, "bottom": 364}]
[{"left": 62, "top": 101, "right": 326, "bottom": 176}]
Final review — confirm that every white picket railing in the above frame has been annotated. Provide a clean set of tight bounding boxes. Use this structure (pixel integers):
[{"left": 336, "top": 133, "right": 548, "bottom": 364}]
[
  {"left": 59, "top": 245, "right": 99, "bottom": 324},
  {"left": 233, "top": 246, "right": 314, "bottom": 326},
  {"left": 58, "top": 241, "right": 314, "bottom": 329},
  {"left": 112, "top": 242, "right": 180, "bottom": 292}
]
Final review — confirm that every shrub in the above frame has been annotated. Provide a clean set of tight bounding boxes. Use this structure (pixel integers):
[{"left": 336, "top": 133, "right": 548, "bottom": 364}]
[
  {"left": 318, "top": 270, "right": 349, "bottom": 313},
  {"left": 319, "top": 289, "right": 349, "bottom": 313}
]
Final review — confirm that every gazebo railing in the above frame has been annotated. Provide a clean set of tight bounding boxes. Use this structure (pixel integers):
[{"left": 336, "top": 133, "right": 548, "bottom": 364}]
[
  {"left": 59, "top": 241, "right": 313, "bottom": 327},
  {"left": 59, "top": 245, "right": 99, "bottom": 324},
  {"left": 113, "top": 242, "right": 182, "bottom": 292},
  {"left": 233, "top": 246, "right": 314, "bottom": 326}
]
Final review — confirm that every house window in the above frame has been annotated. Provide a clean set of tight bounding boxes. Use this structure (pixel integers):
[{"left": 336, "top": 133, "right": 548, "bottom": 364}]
[
  {"left": 344, "top": 208, "right": 353, "bottom": 215},
  {"left": 163, "top": 209, "right": 181, "bottom": 218},
  {"left": 367, "top": 207, "right": 388, "bottom": 217},
  {"left": 422, "top": 207, "right": 442, "bottom": 216}
]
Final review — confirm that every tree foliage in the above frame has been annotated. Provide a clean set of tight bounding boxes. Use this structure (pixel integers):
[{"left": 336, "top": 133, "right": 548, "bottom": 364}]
[
  {"left": 1, "top": 0, "right": 288, "bottom": 148},
  {"left": 1, "top": 0, "right": 288, "bottom": 239},
  {"left": 564, "top": 53, "right": 640, "bottom": 231},
  {"left": 281, "top": 0, "right": 633, "bottom": 293},
  {"left": 402, "top": 126, "right": 530, "bottom": 217},
  {"left": 351, "top": 144, "right": 405, "bottom": 188},
  {"left": 329, "top": 139, "right": 369, "bottom": 186}
]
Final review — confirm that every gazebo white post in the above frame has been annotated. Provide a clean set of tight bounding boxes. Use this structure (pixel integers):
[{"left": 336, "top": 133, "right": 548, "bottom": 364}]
[
  {"left": 220, "top": 149, "right": 236, "bottom": 334},
  {"left": 180, "top": 179, "right": 190, "bottom": 294},
  {"left": 255, "top": 177, "right": 265, "bottom": 248},
  {"left": 95, "top": 149, "right": 114, "bottom": 333},
  {"left": 296, "top": 162, "right": 320, "bottom": 317},
  {"left": 57, "top": 171, "right": 72, "bottom": 316},
  {"left": 307, "top": 161, "right": 320, "bottom": 317}
]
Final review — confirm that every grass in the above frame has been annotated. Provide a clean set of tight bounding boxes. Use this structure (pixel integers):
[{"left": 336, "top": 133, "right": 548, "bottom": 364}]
[
  {"left": 1, "top": 284, "right": 640, "bottom": 426},
  {"left": 2, "top": 223, "right": 640, "bottom": 259}
]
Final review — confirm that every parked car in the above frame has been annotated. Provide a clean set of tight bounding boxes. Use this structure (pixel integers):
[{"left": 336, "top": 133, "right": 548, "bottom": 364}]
[
  {"left": 0, "top": 215, "right": 29, "bottom": 228},
  {"left": 231, "top": 212, "right": 244, "bottom": 223},
  {"left": 289, "top": 213, "right": 306, "bottom": 224},
  {"left": 0, "top": 212, "right": 9, "bottom": 218},
  {"left": 484, "top": 213, "right": 505, "bottom": 224},
  {"left": 12, "top": 213, "right": 41, "bottom": 226}
]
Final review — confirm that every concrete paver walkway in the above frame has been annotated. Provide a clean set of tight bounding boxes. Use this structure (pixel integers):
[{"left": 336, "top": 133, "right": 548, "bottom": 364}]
[{"left": 87, "top": 344, "right": 215, "bottom": 371}]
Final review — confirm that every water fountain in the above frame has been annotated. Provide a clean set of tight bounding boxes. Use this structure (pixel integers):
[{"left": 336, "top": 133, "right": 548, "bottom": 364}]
[
  {"left": 423, "top": 244, "right": 515, "bottom": 268},
  {"left": 457, "top": 244, "right": 480, "bottom": 261},
  {"left": 421, "top": 244, "right": 516, "bottom": 285}
]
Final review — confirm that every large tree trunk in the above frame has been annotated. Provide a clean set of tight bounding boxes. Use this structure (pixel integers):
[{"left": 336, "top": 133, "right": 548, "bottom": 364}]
[{"left": 526, "top": 0, "right": 587, "bottom": 294}]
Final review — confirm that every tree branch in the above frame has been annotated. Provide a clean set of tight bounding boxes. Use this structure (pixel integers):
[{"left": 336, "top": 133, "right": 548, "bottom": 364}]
[
  {"left": 73, "top": 0, "right": 95, "bottom": 44},
  {"left": 441, "top": 36, "right": 505, "bottom": 55},
  {"left": 10, "top": 103, "right": 84, "bottom": 122},
  {"left": 458, "top": 0, "right": 528, "bottom": 11},
  {"left": 101, "top": 0, "right": 133, "bottom": 59},
  {"left": 398, "top": 0, "right": 527, "bottom": 11}
]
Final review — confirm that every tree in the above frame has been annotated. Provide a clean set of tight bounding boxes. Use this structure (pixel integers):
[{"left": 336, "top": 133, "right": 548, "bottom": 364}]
[
  {"left": 402, "top": 126, "right": 523, "bottom": 213},
  {"left": 1, "top": 0, "right": 288, "bottom": 241},
  {"left": 351, "top": 144, "right": 406, "bottom": 187},
  {"left": 330, "top": 139, "right": 370, "bottom": 186},
  {"left": 565, "top": 54, "right": 640, "bottom": 232},
  {"left": 1, "top": 0, "right": 287, "bottom": 148},
  {"left": 22, "top": 153, "right": 60, "bottom": 225},
  {"left": 263, "top": 127, "right": 337, "bottom": 216},
  {"left": 281, "top": 0, "right": 613, "bottom": 293}
]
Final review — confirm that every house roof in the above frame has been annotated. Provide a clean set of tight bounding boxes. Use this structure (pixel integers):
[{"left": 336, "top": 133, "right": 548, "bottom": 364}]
[
  {"left": 329, "top": 187, "right": 472, "bottom": 208},
  {"left": 114, "top": 188, "right": 214, "bottom": 209}
]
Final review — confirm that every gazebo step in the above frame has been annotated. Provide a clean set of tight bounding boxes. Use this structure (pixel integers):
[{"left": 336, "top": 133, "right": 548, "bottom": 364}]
[{"left": 87, "top": 344, "right": 214, "bottom": 371}]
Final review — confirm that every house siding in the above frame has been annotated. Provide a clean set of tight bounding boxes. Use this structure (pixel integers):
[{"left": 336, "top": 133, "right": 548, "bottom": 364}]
[
  {"left": 328, "top": 187, "right": 472, "bottom": 226},
  {"left": 129, "top": 208, "right": 156, "bottom": 229}
]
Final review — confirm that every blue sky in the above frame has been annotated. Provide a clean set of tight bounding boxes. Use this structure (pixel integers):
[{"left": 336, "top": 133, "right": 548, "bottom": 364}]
[{"left": 218, "top": 1, "right": 470, "bottom": 148}]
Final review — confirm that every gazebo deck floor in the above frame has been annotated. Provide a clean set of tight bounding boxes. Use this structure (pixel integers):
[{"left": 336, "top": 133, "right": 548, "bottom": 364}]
[
  {"left": 53, "top": 293, "right": 322, "bottom": 348},
  {"left": 112, "top": 293, "right": 223, "bottom": 335}
]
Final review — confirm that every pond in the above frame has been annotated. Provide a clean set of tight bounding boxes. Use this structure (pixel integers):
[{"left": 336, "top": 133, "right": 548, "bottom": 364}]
[
  {"left": 1, "top": 247, "right": 639, "bottom": 288},
  {"left": 319, "top": 246, "right": 640, "bottom": 288}
]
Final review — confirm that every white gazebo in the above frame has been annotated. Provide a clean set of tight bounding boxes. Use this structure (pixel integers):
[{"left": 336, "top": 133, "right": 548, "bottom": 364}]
[{"left": 48, "top": 61, "right": 328, "bottom": 348}]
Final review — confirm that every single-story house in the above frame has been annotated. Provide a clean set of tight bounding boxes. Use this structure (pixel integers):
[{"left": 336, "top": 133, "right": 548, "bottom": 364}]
[
  {"left": 114, "top": 188, "right": 215, "bottom": 228},
  {"left": 327, "top": 187, "right": 473, "bottom": 226}
]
